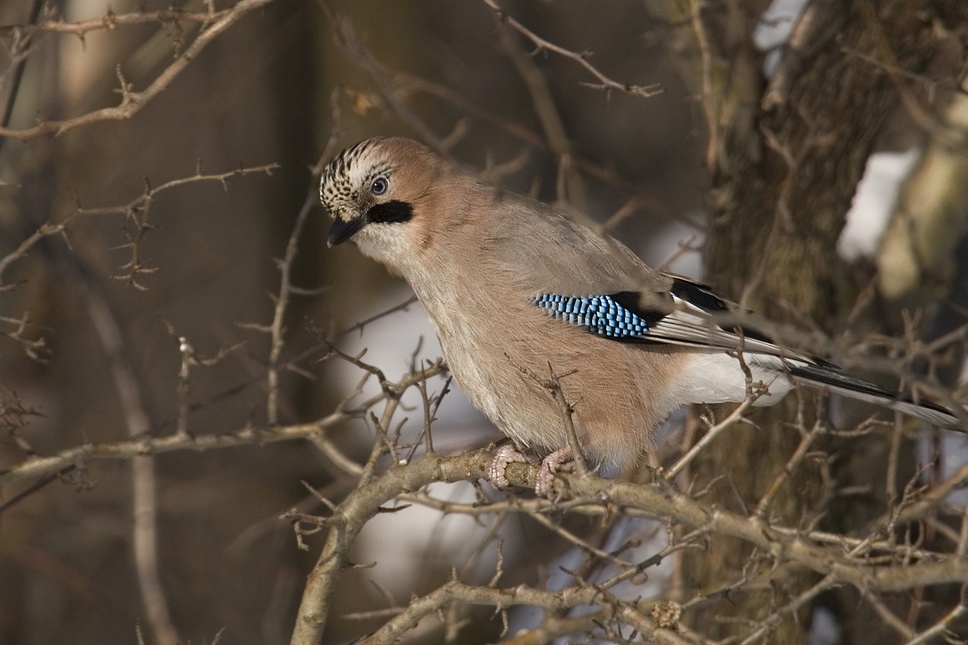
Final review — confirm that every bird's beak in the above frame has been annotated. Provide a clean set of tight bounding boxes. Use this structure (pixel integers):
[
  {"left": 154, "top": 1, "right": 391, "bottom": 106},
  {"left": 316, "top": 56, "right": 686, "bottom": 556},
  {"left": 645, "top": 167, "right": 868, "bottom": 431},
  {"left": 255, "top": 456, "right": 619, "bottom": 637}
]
[{"left": 327, "top": 214, "right": 366, "bottom": 247}]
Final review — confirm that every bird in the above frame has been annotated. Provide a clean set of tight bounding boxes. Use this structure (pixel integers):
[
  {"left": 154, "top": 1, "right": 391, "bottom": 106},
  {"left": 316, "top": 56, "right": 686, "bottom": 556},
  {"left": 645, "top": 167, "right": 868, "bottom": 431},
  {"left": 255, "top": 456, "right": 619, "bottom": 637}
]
[{"left": 320, "top": 136, "right": 963, "bottom": 495}]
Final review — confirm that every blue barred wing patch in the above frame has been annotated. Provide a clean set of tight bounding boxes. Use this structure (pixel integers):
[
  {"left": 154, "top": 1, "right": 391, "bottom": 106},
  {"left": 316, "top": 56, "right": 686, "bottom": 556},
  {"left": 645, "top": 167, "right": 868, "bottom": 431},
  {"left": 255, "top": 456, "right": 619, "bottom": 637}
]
[{"left": 533, "top": 294, "right": 651, "bottom": 339}]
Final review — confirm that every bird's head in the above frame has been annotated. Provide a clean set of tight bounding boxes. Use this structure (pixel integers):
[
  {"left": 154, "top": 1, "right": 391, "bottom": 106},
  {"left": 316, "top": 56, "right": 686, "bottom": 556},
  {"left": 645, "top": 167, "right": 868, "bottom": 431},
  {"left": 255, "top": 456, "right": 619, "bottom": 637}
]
[{"left": 320, "top": 137, "right": 448, "bottom": 271}]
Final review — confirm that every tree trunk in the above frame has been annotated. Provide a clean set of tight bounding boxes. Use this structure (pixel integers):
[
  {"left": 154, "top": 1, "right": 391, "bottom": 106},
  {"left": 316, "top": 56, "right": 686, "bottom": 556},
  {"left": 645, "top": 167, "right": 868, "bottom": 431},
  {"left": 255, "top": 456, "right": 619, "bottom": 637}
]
[{"left": 673, "top": 0, "right": 968, "bottom": 640}]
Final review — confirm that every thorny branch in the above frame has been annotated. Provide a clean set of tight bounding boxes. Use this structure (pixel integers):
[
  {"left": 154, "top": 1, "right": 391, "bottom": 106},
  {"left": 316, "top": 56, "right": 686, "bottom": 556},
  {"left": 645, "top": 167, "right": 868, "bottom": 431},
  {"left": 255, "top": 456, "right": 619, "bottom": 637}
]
[
  {"left": 263, "top": 89, "right": 347, "bottom": 425},
  {"left": 0, "top": 163, "right": 279, "bottom": 290},
  {"left": 322, "top": 4, "right": 701, "bottom": 230},
  {"left": 4, "top": 161, "right": 966, "bottom": 645},
  {"left": 83, "top": 281, "right": 179, "bottom": 645},
  {"left": 287, "top": 409, "right": 968, "bottom": 644},
  {"left": 0, "top": 0, "right": 275, "bottom": 141},
  {"left": 2, "top": 5, "right": 231, "bottom": 38},
  {"left": 480, "top": 0, "right": 663, "bottom": 99}
]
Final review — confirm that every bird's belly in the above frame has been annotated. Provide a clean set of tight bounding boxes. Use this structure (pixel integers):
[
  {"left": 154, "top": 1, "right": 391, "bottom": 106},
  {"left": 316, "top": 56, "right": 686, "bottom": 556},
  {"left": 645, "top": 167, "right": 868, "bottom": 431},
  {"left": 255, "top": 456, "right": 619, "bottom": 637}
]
[{"left": 431, "top": 311, "right": 670, "bottom": 464}]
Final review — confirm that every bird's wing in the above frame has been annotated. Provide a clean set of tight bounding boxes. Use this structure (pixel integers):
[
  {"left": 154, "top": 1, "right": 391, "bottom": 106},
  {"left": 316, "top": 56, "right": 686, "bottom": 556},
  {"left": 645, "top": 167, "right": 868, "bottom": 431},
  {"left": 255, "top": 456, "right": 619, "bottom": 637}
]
[
  {"left": 488, "top": 199, "right": 805, "bottom": 360},
  {"left": 531, "top": 276, "right": 963, "bottom": 428},
  {"left": 487, "top": 195, "right": 675, "bottom": 310},
  {"left": 532, "top": 273, "right": 812, "bottom": 362}
]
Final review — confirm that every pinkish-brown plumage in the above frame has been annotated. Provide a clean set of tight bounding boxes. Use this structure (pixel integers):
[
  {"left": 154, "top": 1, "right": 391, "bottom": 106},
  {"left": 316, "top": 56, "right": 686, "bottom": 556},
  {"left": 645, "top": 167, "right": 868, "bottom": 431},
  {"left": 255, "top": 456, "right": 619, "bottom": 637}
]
[{"left": 321, "top": 137, "right": 963, "bottom": 492}]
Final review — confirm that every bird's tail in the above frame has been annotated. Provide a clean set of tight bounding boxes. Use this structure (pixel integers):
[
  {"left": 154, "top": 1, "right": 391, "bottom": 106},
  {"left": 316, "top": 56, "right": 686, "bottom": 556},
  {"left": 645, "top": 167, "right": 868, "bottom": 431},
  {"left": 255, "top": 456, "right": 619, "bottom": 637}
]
[{"left": 787, "top": 363, "right": 965, "bottom": 430}]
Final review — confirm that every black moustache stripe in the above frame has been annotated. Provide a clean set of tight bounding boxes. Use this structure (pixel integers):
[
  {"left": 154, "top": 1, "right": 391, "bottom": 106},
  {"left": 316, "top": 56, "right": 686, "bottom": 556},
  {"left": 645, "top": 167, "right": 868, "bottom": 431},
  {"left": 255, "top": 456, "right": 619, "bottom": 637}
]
[{"left": 367, "top": 200, "right": 413, "bottom": 224}]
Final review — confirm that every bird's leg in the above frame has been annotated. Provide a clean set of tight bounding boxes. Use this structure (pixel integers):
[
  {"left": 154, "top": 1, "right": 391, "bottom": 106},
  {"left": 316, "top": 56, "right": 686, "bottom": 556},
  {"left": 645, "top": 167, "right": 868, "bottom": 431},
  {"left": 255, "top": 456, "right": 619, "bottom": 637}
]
[{"left": 536, "top": 445, "right": 574, "bottom": 498}]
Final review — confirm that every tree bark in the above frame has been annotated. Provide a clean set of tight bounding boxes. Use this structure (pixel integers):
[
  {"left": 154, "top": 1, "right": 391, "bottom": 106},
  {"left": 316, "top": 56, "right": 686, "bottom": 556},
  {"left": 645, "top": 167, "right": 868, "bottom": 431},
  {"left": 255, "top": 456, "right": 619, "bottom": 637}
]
[{"left": 675, "top": 0, "right": 968, "bottom": 641}]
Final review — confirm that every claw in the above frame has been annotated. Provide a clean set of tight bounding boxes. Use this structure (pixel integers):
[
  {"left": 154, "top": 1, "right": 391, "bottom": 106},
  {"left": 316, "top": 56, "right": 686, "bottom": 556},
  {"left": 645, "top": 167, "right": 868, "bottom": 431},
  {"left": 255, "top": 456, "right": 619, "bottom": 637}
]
[
  {"left": 535, "top": 445, "right": 574, "bottom": 498},
  {"left": 488, "top": 444, "right": 578, "bottom": 497},
  {"left": 488, "top": 444, "right": 531, "bottom": 489}
]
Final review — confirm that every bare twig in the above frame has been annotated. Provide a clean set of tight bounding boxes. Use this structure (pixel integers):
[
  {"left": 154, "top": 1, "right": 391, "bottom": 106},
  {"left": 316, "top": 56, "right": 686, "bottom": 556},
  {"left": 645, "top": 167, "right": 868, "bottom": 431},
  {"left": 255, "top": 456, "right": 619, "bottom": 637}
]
[
  {"left": 496, "top": 18, "right": 586, "bottom": 211},
  {"left": 85, "top": 287, "right": 179, "bottom": 645},
  {"left": 1, "top": 6, "right": 226, "bottom": 37},
  {"left": 0, "top": 163, "right": 278, "bottom": 287},
  {"left": 904, "top": 584, "right": 968, "bottom": 644},
  {"left": 664, "top": 396, "right": 755, "bottom": 481},
  {"left": 287, "top": 447, "right": 968, "bottom": 643},
  {"left": 480, "top": 0, "right": 663, "bottom": 99},
  {"left": 0, "top": 0, "right": 276, "bottom": 141}
]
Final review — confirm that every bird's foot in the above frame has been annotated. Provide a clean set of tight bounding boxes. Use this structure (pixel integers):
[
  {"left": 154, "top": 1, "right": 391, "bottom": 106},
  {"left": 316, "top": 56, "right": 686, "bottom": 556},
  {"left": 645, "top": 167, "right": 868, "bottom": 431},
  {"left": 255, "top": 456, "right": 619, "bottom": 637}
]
[
  {"left": 536, "top": 445, "right": 573, "bottom": 498},
  {"left": 488, "top": 444, "right": 576, "bottom": 497},
  {"left": 488, "top": 444, "right": 532, "bottom": 489}
]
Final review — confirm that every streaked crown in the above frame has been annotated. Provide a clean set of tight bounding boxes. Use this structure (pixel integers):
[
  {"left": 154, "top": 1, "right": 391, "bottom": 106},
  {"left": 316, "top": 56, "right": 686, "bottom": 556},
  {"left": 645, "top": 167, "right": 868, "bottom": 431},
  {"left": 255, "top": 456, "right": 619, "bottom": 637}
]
[{"left": 319, "top": 137, "right": 391, "bottom": 220}]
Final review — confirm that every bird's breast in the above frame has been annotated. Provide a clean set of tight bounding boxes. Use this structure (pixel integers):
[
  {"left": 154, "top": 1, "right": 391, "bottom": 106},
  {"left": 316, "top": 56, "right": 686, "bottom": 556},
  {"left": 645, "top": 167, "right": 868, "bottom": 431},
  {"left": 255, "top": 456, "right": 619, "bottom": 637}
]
[{"left": 408, "top": 276, "right": 676, "bottom": 463}]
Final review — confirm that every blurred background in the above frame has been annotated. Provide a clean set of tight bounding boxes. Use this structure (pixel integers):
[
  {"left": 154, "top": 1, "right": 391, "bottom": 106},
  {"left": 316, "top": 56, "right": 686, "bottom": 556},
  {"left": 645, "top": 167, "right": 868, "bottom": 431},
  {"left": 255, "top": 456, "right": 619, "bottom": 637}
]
[
  {"left": 0, "top": 1, "right": 711, "bottom": 643},
  {"left": 3, "top": 0, "right": 966, "bottom": 643}
]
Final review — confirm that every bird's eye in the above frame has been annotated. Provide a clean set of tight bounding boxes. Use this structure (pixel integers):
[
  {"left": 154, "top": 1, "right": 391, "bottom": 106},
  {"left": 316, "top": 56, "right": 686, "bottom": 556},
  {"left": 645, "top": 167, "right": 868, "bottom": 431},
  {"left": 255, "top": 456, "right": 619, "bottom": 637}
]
[{"left": 370, "top": 177, "right": 388, "bottom": 196}]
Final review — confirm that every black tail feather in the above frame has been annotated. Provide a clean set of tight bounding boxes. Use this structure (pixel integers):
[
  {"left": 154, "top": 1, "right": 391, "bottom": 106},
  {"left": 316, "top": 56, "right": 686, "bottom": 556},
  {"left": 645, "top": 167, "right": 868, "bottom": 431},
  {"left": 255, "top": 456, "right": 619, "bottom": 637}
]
[{"left": 788, "top": 363, "right": 964, "bottom": 429}]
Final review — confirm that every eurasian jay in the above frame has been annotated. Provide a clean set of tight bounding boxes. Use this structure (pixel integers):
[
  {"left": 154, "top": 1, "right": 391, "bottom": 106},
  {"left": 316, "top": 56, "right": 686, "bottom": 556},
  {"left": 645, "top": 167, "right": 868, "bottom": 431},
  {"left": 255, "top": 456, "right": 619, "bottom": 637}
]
[{"left": 321, "top": 136, "right": 962, "bottom": 494}]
